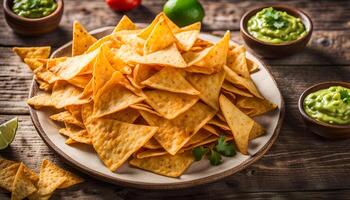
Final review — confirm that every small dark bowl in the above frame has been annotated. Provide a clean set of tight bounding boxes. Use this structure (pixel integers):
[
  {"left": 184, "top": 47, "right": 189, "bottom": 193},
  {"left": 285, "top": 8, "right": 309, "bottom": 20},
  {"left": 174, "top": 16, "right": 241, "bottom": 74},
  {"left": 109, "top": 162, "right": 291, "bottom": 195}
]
[
  {"left": 298, "top": 82, "right": 350, "bottom": 139},
  {"left": 240, "top": 5, "right": 313, "bottom": 58},
  {"left": 3, "top": 0, "right": 64, "bottom": 36}
]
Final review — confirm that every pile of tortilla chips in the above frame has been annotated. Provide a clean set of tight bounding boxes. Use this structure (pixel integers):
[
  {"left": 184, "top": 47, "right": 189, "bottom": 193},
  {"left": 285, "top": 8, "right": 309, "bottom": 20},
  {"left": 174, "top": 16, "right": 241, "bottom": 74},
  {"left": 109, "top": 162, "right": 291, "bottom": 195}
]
[
  {"left": 0, "top": 158, "right": 82, "bottom": 200},
  {"left": 15, "top": 12, "right": 277, "bottom": 178}
]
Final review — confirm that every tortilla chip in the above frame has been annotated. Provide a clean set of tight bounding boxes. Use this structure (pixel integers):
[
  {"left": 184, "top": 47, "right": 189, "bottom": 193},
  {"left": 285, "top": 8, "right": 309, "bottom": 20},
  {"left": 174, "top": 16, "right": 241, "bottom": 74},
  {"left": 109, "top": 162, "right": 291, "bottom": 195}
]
[
  {"left": 65, "top": 138, "right": 77, "bottom": 145},
  {"left": 105, "top": 47, "right": 131, "bottom": 74},
  {"left": 113, "top": 15, "right": 136, "bottom": 33},
  {"left": 46, "top": 57, "right": 68, "bottom": 70},
  {"left": 247, "top": 58, "right": 259, "bottom": 73},
  {"left": 142, "top": 67, "right": 199, "bottom": 95},
  {"left": 175, "top": 30, "right": 199, "bottom": 51},
  {"left": 105, "top": 108, "right": 140, "bottom": 123},
  {"left": 72, "top": 21, "right": 97, "bottom": 56},
  {"left": 226, "top": 45, "right": 250, "bottom": 78},
  {"left": 144, "top": 18, "right": 176, "bottom": 54},
  {"left": 180, "top": 22, "right": 201, "bottom": 32},
  {"left": 186, "top": 69, "right": 226, "bottom": 110},
  {"left": 13, "top": 47, "right": 50, "bottom": 60},
  {"left": 89, "top": 118, "right": 158, "bottom": 171},
  {"left": 67, "top": 74, "right": 92, "bottom": 89},
  {"left": 144, "top": 90, "right": 199, "bottom": 119},
  {"left": 221, "top": 81, "right": 253, "bottom": 97},
  {"left": 36, "top": 79, "right": 52, "bottom": 91},
  {"left": 92, "top": 45, "right": 116, "bottom": 97},
  {"left": 207, "top": 117, "right": 230, "bottom": 131},
  {"left": 65, "top": 105, "right": 83, "bottom": 121},
  {"left": 59, "top": 124, "right": 91, "bottom": 145},
  {"left": 50, "top": 111, "right": 84, "bottom": 128},
  {"left": 186, "top": 31, "right": 230, "bottom": 73},
  {"left": 140, "top": 102, "right": 215, "bottom": 155},
  {"left": 129, "top": 151, "right": 194, "bottom": 178},
  {"left": 224, "top": 65, "right": 263, "bottom": 99},
  {"left": 34, "top": 66, "right": 60, "bottom": 84},
  {"left": 51, "top": 81, "right": 90, "bottom": 109},
  {"left": 202, "top": 124, "right": 221, "bottom": 136},
  {"left": 135, "top": 149, "right": 168, "bottom": 159},
  {"left": 24, "top": 58, "right": 46, "bottom": 71},
  {"left": 11, "top": 163, "right": 37, "bottom": 200},
  {"left": 27, "top": 93, "right": 54, "bottom": 109},
  {"left": 249, "top": 122, "right": 265, "bottom": 140},
  {"left": 129, "top": 103, "right": 162, "bottom": 117},
  {"left": 81, "top": 103, "right": 94, "bottom": 131},
  {"left": 236, "top": 96, "right": 278, "bottom": 117},
  {"left": 0, "top": 158, "right": 17, "bottom": 169},
  {"left": 183, "top": 135, "right": 219, "bottom": 151},
  {"left": 93, "top": 72, "right": 144, "bottom": 118},
  {"left": 143, "top": 137, "right": 162, "bottom": 149},
  {"left": 219, "top": 94, "right": 256, "bottom": 155},
  {"left": 133, "top": 44, "right": 187, "bottom": 68},
  {"left": 130, "top": 64, "right": 158, "bottom": 89},
  {"left": 0, "top": 163, "right": 20, "bottom": 192},
  {"left": 184, "top": 128, "right": 213, "bottom": 147},
  {"left": 50, "top": 49, "right": 98, "bottom": 80}
]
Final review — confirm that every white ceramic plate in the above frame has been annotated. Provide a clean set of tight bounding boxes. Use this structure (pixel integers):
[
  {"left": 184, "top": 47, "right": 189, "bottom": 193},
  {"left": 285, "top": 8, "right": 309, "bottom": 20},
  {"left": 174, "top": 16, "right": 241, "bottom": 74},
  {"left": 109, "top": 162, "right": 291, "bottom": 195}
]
[{"left": 29, "top": 26, "right": 285, "bottom": 189}]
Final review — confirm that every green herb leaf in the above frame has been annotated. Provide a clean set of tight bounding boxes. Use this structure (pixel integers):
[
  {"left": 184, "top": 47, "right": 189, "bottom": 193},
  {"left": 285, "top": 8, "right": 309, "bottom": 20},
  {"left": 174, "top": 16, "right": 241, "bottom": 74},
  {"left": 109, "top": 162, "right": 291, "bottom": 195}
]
[
  {"left": 192, "top": 146, "right": 208, "bottom": 161},
  {"left": 273, "top": 21, "right": 286, "bottom": 29},
  {"left": 340, "top": 89, "right": 350, "bottom": 103},
  {"left": 208, "top": 149, "right": 222, "bottom": 166},
  {"left": 215, "top": 135, "right": 236, "bottom": 157}
]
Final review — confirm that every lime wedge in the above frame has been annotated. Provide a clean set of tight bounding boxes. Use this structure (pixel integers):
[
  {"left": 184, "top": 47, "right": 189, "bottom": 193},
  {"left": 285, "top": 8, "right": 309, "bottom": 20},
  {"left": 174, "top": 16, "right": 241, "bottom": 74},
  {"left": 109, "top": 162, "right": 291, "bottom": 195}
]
[{"left": 0, "top": 118, "right": 18, "bottom": 150}]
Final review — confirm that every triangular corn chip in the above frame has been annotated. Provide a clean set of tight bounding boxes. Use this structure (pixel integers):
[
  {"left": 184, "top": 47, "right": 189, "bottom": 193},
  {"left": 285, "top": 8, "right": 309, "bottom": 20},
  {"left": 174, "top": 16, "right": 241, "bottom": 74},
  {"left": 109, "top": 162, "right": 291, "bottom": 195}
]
[
  {"left": 144, "top": 90, "right": 199, "bottom": 119},
  {"left": 186, "top": 69, "right": 226, "bottom": 110},
  {"left": 93, "top": 72, "right": 144, "bottom": 118},
  {"left": 249, "top": 122, "right": 265, "bottom": 140},
  {"left": 135, "top": 149, "right": 168, "bottom": 159},
  {"left": 207, "top": 117, "right": 230, "bottom": 131},
  {"left": 247, "top": 58, "right": 259, "bottom": 73},
  {"left": 50, "top": 49, "right": 98, "bottom": 80},
  {"left": 224, "top": 65, "right": 263, "bottom": 99},
  {"left": 140, "top": 102, "right": 215, "bottom": 155},
  {"left": 0, "top": 158, "right": 17, "bottom": 169},
  {"left": 144, "top": 18, "right": 176, "bottom": 54},
  {"left": 105, "top": 108, "right": 140, "bottom": 123},
  {"left": 11, "top": 163, "right": 37, "bottom": 200},
  {"left": 129, "top": 103, "right": 162, "bottom": 117},
  {"left": 89, "top": 118, "right": 158, "bottom": 171},
  {"left": 236, "top": 96, "right": 277, "bottom": 117},
  {"left": 13, "top": 47, "right": 50, "bottom": 60},
  {"left": 34, "top": 66, "right": 60, "bottom": 84},
  {"left": 51, "top": 81, "right": 90, "bottom": 109},
  {"left": 67, "top": 74, "right": 92, "bottom": 89},
  {"left": 46, "top": 57, "right": 68, "bottom": 70},
  {"left": 143, "top": 137, "right": 162, "bottom": 149},
  {"left": 50, "top": 111, "right": 84, "bottom": 128},
  {"left": 175, "top": 30, "right": 199, "bottom": 51},
  {"left": 24, "top": 58, "right": 46, "bottom": 71},
  {"left": 36, "top": 79, "right": 52, "bottom": 91},
  {"left": 184, "top": 129, "right": 213, "bottom": 147},
  {"left": 27, "top": 93, "right": 54, "bottom": 109},
  {"left": 226, "top": 45, "right": 250, "bottom": 78},
  {"left": 0, "top": 163, "right": 20, "bottom": 192},
  {"left": 142, "top": 67, "right": 199, "bottom": 95},
  {"left": 138, "top": 12, "right": 179, "bottom": 39},
  {"left": 59, "top": 124, "right": 91, "bottom": 145},
  {"left": 113, "top": 15, "right": 136, "bottom": 33},
  {"left": 133, "top": 44, "right": 187, "bottom": 68},
  {"left": 72, "top": 21, "right": 97, "bottom": 56},
  {"left": 219, "top": 94, "right": 258, "bottom": 155},
  {"left": 129, "top": 151, "right": 194, "bottom": 178},
  {"left": 179, "top": 22, "right": 201, "bottom": 32},
  {"left": 202, "top": 124, "right": 221, "bottom": 136},
  {"left": 186, "top": 31, "right": 230, "bottom": 73},
  {"left": 131, "top": 64, "right": 158, "bottom": 89},
  {"left": 221, "top": 81, "right": 253, "bottom": 97}
]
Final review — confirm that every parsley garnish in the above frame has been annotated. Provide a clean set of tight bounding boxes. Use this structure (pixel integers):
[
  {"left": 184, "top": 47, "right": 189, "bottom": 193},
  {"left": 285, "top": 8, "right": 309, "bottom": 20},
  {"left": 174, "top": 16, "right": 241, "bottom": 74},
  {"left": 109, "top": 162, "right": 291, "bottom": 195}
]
[
  {"left": 340, "top": 89, "right": 350, "bottom": 103},
  {"left": 262, "top": 7, "right": 288, "bottom": 29},
  {"left": 192, "top": 135, "right": 236, "bottom": 166}
]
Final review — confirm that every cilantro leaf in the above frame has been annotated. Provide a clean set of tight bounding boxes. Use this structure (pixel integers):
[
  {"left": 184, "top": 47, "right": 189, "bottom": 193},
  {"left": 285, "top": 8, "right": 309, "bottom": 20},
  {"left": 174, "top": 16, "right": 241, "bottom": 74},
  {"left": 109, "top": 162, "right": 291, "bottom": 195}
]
[
  {"left": 215, "top": 135, "right": 236, "bottom": 157},
  {"left": 192, "top": 146, "right": 208, "bottom": 161},
  {"left": 340, "top": 89, "right": 350, "bottom": 103},
  {"left": 208, "top": 149, "right": 222, "bottom": 166},
  {"left": 273, "top": 21, "right": 286, "bottom": 29}
]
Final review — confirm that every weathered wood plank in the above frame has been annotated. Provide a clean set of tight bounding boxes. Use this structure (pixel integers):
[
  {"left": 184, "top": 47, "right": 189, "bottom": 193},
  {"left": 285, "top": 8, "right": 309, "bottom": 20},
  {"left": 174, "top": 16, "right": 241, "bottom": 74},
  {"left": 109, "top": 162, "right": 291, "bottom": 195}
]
[{"left": 1, "top": 0, "right": 350, "bottom": 47}]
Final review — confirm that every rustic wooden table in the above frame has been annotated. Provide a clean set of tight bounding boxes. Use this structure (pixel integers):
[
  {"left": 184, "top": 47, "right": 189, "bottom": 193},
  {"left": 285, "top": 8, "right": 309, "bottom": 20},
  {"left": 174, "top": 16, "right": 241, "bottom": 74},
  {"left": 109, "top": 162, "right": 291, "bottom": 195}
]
[{"left": 1, "top": 0, "right": 350, "bottom": 199}]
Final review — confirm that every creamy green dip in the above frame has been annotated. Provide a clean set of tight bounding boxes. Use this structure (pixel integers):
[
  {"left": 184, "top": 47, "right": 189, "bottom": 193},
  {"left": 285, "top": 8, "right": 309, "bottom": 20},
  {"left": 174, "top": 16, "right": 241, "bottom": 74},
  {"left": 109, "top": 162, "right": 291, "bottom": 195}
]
[
  {"left": 12, "top": 0, "right": 57, "bottom": 19},
  {"left": 247, "top": 7, "right": 307, "bottom": 44},
  {"left": 304, "top": 86, "right": 350, "bottom": 125}
]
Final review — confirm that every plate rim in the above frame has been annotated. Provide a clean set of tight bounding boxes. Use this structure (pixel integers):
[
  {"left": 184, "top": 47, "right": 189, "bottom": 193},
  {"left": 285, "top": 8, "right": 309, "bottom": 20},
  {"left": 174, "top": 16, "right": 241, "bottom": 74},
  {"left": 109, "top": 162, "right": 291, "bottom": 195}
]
[{"left": 28, "top": 26, "right": 285, "bottom": 190}]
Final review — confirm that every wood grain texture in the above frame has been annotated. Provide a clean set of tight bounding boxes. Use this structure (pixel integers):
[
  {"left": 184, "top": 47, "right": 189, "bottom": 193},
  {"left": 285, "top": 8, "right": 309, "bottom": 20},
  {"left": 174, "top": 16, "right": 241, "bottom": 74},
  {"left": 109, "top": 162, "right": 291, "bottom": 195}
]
[{"left": 1, "top": 0, "right": 350, "bottom": 198}]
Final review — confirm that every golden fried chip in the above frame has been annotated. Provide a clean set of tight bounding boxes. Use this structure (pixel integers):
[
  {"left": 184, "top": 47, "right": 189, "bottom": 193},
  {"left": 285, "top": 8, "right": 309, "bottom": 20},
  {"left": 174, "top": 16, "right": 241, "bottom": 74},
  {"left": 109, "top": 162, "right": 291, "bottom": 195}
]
[
  {"left": 72, "top": 21, "right": 97, "bottom": 56},
  {"left": 36, "top": 79, "right": 52, "bottom": 91},
  {"left": 175, "top": 30, "right": 199, "bottom": 51},
  {"left": 143, "top": 137, "right": 162, "bottom": 149},
  {"left": 89, "top": 118, "right": 158, "bottom": 171},
  {"left": 46, "top": 57, "right": 68, "bottom": 70},
  {"left": 247, "top": 58, "right": 259, "bottom": 73},
  {"left": 133, "top": 44, "right": 187, "bottom": 68},
  {"left": 207, "top": 117, "right": 230, "bottom": 131},
  {"left": 59, "top": 124, "right": 91, "bottom": 145},
  {"left": 65, "top": 138, "right": 77, "bottom": 145},
  {"left": 130, "top": 64, "right": 158, "bottom": 89},
  {"left": 249, "top": 122, "right": 265, "bottom": 140},
  {"left": 236, "top": 96, "right": 278, "bottom": 117},
  {"left": 135, "top": 149, "right": 168, "bottom": 159},
  {"left": 142, "top": 67, "right": 199, "bottom": 95},
  {"left": 65, "top": 104, "right": 83, "bottom": 121},
  {"left": 224, "top": 65, "right": 263, "bottom": 99},
  {"left": 129, "top": 151, "right": 194, "bottom": 178},
  {"left": 50, "top": 111, "right": 84, "bottom": 128},
  {"left": 183, "top": 135, "right": 219, "bottom": 151},
  {"left": 106, "top": 108, "right": 140, "bottom": 123},
  {"left": 184, "top": 129, "right": 212, "bottom": 147},
  {"left": 180, "top": 22, "right": 201, "bottom": 32},
  {"left": 13, "top": 47, "right": 50, "bottom": 60},
  {"left": 34, "top": 66, "right": 60, "bottom": 84},
  {"left": 93, "top": 72, "right": 144, "bottom": 118},
  {"left": 67, "top": 74, "right": 92, "bottom": 89},
  {"left": 0, "top": 163, "right": 20, "bottom": 192},
  {"left": 226, "top": 45, "right": 250, "bottom": 78},
  {"left": 202, "top": 124, "right": 221, "bottom": 136},
  {"left": 27, "top": 93, "right": 54, "bottom": 109},
  {"left": 138, "top": 12, "right": 179, "bottom": 39},
  {"left": 140, "top": 102, "right": 215, "bottom": 155},
  {"left": 130, "top": 103, "right": 162, "bottom": 117},
  {"left": 0, "top": 158, "right": 17, "bottom": 169},
  {"left": 222, "top": 81, "right": 253, "bottom": 97},
  {"left": 51, "top": 81, "right": 90, "bottom": 109},
  {"left": 24, "top": 58, "right": 46, "bottom": 71},
  {"left": 144, "top": 90, "right": 199, "bottom": 119},
  {"left": 11, "top": 163, "right": 37, "bottom": 200},
  {"left": 186, "top": 69, "right": 226, "bottom": 110},
  {"left": 144, "top": 18, "right": 176, "bottom": 54},
  {"left": 113, "top": 15, "right": 136, "bottom": 33}
]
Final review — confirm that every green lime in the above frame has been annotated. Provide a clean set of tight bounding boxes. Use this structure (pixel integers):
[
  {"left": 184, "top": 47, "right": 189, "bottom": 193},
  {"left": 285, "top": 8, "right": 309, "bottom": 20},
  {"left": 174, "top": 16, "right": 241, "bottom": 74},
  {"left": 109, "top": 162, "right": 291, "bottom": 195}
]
[
  {"left": 163, "top": 0, "right": 205, "bottom": 27},
  {"left": 0, "top": 118, "right": 18, "bottom": 150}
]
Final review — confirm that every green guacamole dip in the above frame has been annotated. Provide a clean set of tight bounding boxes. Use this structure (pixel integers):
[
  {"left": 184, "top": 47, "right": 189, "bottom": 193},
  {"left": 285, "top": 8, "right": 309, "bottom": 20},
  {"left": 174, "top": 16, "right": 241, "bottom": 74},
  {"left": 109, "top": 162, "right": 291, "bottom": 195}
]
[
  {"left": 304, "top": 86, "right": 350, "bottom": 125},
  {"left": 12, "top": 0, "right": 57, "bottom": 19},
  {"left": 247, "top": 7, "right": 307, "bottom": 44}
]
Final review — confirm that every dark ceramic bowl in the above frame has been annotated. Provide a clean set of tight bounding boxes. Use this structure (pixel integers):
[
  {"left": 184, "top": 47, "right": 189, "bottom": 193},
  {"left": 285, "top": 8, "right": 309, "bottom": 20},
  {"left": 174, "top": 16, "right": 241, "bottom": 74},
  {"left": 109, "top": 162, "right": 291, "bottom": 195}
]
[
  {"left": 240, "top": 5, "right": 313, "bottom": 58},
  {"left": 298, "top": 82, "right": 350, "bottom": 139},
  {"left": 3, "top": 0, "right": 64, "bottom": 36}
]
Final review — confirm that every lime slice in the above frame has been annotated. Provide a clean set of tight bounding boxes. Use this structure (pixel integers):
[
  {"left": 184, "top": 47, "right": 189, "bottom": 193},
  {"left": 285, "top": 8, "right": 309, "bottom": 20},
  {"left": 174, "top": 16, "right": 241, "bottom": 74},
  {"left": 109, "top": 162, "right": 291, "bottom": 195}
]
[{"left": 0, "top": 118, "right": 18, "bottom": 150}]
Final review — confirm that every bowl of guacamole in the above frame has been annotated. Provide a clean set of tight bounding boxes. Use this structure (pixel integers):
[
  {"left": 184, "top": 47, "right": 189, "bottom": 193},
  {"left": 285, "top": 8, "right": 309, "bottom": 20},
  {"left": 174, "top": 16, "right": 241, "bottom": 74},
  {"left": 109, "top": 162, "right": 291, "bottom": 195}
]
[
  {"left": 298, "top": 82, "right": 350, "bottom": 139},
  {"left": 3, "top": 0, "right": 64, "bottom": 35},
  {"left": 240, "top": 5, "right": 313, "bottom": 58}
]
